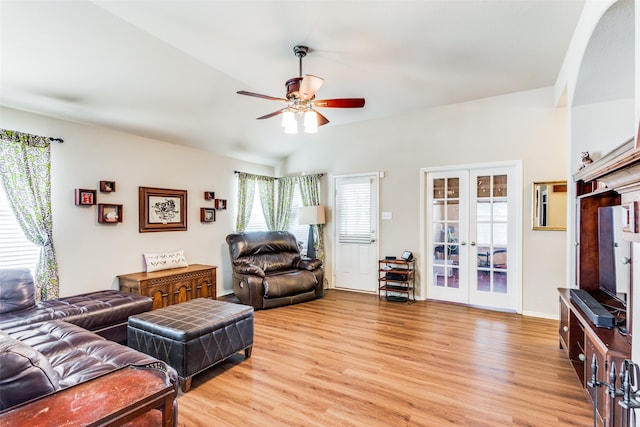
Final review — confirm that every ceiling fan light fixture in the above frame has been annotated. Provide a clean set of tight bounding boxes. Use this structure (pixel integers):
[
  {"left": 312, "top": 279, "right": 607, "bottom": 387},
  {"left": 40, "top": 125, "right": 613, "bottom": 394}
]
[
  {"left": 281, "top": 110, "right": 295, "bottom": 128},
  {"left": 304, "top": 110, "right": 318, "bottom": 134},
  {"left": 284, "top": 116, "right": 298, "bottom": 134}
]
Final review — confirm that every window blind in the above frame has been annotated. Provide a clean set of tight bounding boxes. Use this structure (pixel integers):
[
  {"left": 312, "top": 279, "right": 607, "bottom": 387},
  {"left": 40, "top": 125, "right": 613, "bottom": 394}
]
[
  {"left": 0, "top": 185, "right": 40, "bottom": 271},
  {"left": 336, "top": 177, "right": 372, "bottom": 244}
]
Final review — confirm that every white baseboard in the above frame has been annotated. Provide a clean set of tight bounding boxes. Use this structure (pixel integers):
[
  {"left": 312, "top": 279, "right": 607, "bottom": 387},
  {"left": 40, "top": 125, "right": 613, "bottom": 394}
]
[{"left": 522, "top": 310, "right": 559, "bottom": 320}]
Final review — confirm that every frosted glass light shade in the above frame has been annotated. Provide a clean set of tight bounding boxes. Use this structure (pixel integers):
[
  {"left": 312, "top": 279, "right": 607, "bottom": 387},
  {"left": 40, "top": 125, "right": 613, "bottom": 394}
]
[
  {"left": 281, "top": 111, "right": 295, "bottom": 128},
  {"left": 304, "top": 111, "right": 318, "bottom": 133}
]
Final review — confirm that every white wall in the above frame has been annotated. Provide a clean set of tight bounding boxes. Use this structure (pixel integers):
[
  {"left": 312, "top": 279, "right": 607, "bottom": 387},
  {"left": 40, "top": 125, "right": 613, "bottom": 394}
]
[
  {"left": 0, "top": 107, "right": 273, "bottom": 297},
  {"left": 280, "top": 86, "right": 568, "bottom": 318}
]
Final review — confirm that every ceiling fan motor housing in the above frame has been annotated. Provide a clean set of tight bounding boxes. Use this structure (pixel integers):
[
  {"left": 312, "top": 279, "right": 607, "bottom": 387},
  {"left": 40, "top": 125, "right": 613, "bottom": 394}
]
[{"left": 285, "top": 77, "right": 303, "bottom": 100}]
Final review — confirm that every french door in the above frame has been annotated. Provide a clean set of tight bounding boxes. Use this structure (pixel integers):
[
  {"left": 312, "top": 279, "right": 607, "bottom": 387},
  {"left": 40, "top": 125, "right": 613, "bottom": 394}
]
[
  {"left": 333, "top": 174, "right": 379, "bottom": 293},
  {"left": 424, "top": 163, "right": 521, "bottom": 312}
]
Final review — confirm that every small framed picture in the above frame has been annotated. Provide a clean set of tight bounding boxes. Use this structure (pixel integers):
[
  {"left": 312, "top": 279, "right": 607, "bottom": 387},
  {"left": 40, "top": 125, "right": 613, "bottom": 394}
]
[
  {"left": 75, "top": 189, "right": 97, "bottom": 206},
  {"left": 200, "top": 208, "right": 216, "bottom": 223},
  {"left": 204, "top": 191, "right": 215, "bottom": 200},
  {"left": 100, "top": 181, "right": 116, "bottom": 193},
  {"left": 215, "top": 199, "right": 227, "bottom": 210},
  {"left": 98, "top": 204, "right": 123, "bottom": 223}
]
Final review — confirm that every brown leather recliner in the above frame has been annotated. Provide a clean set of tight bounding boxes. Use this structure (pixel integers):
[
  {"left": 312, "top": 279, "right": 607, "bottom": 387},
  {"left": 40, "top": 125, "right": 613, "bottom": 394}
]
[{"left": 226, "top": 231, "right": 324, "bottom": 309}]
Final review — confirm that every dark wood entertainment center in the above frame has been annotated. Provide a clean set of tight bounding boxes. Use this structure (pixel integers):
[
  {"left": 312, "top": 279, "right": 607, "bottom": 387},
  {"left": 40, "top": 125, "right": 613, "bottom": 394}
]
[{"left": 560, "top": 138, "right": 639, "bottom": 426}]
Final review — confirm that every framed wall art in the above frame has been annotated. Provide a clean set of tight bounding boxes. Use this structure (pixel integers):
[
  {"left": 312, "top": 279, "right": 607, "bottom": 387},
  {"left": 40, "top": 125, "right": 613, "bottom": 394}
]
[
  {"left": 214, "top": 199, "right": 227, "bottom": 210},
  {"left": 98, "top": 204, "right": 123, "bottom": 224},
  {"left": 200, "top": 208, "right": 216, "bottom": 223},
  {"left": 139, "top": 187, "right": 187, "bottom": 232},
  {"left": 100, "top": 181, "right": 116, "bottom": 193},
  {"left": 75, "top": 189, "right": 97, "bottom": 206},
  {"left": 204, "top": 191, "right": 215, "bottom": 200}
]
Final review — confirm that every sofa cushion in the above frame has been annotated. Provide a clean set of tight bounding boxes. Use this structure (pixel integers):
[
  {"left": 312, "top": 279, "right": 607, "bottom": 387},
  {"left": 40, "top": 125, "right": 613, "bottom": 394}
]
[
  {"left": 0, "top": 330, "right": 59, "bottom": 410},
  {"left": 0, "top": 268, "right": 36, "bottom": 314},
  {"left": 263, "top": 270, "right": 318, "bottom": 298},
  {"left": 4, "top": 320, "right": 165, "bottom": 389}
]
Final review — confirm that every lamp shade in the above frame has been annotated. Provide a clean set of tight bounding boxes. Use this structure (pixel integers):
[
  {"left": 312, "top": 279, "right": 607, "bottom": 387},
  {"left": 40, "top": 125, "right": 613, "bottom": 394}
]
[{"left": 297, "top": 205, "right": 326, "bottom": 225}]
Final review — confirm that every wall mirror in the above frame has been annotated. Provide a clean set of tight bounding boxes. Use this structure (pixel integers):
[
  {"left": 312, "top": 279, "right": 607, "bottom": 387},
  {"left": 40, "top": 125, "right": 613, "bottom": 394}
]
[{"left": 532, "top": 181, "right": 567, "bottom": 230}]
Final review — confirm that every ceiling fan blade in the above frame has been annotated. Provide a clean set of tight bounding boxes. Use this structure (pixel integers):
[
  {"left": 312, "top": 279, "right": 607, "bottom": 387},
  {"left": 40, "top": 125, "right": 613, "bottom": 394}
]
[
  {"left": 315, "top": 110, "right": 330, "bottom": 126},
  {"left": 299, "top": 74, "right": 324, "bottom": 101},
  {"left": 313, "top": 98, "right": 365, "bottom": 108},
  {"left": 237, "top": 90, "right": 288, "bottom": 102},
  {"left": 256, "top": 108, "right": 287, "bottom": 120}
]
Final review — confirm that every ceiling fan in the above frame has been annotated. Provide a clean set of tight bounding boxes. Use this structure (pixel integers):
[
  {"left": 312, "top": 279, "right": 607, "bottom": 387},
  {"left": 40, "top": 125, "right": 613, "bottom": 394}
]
[{"left": 237, "top": 45, "right": 365, "bottom": 134}]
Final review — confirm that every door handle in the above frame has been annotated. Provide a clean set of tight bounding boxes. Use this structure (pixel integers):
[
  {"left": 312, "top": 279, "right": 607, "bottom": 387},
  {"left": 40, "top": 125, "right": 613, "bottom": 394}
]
[
  {"left": 470, "top": 241, "right": 477, "bottom": 246},
  {"left": 460, "top": 241, "right": 467, "bottom": 246}
]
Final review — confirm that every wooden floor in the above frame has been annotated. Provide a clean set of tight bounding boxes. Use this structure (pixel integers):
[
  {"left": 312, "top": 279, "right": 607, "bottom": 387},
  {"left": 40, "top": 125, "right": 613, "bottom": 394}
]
[{"left": 176, "top": 290, "right": 592, "bottom": 426}]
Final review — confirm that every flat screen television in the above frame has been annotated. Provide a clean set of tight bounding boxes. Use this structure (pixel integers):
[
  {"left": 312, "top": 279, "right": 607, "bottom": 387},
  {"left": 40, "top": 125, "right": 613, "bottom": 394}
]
[{"left": 598, "top": 206, "right": 630, "bottom": 305}]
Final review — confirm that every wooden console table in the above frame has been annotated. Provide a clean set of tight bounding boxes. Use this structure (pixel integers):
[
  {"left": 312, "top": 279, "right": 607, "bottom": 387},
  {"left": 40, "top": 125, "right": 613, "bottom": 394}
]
[
  {"left": 0, "top": 365, "right": 175, "bottom": 427},
  {"left": 119, "top": 264, "right": 217, "bottom": 310}
]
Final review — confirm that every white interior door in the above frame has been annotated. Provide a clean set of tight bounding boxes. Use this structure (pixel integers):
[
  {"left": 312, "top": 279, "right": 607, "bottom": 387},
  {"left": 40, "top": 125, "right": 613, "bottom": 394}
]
[
  {"left": 425, "top": 163, "right": 521, "bottom": 312},
  {"left": 334, "top": 174, "right": 379, "bottom": 293},
  {"left": 468, "top": 167, "right": 519, "bottom": 311}
]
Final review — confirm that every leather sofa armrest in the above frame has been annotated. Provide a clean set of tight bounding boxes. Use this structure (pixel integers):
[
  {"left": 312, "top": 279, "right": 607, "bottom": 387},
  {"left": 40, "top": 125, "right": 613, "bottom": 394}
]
[
  {"left": 296, "top": 258, "right": 322, "bottom": 271},
  {"left": 234, "top": 263, "right": 266, "bottom": 278}
]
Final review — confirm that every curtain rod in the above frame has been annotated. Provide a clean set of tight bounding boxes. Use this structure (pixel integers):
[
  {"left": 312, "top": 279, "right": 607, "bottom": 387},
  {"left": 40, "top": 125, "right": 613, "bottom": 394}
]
[{"left": 234, "top": 171, "right": 324, "bottom": 179}]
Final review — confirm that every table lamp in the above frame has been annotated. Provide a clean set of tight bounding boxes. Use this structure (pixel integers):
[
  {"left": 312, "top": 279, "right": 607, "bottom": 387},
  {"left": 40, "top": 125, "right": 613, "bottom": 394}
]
[{"left": 297, "top": 205, "right": 326, "bottom": 259}]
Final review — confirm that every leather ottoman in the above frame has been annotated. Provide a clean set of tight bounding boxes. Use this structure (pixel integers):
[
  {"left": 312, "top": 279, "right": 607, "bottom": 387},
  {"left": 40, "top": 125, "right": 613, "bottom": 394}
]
[{"left": 127, "top": 298, "right": 254, "bottom": 392}]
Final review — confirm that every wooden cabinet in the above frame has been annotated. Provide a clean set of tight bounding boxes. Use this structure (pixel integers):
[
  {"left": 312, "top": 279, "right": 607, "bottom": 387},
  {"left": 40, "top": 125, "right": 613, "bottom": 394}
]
[
  {"left": 561, "top": 138, "right": 640, "bottom": 426},
  {"left": 559, "top": 289, "right": 631, "bottom": 427},
  {"left": 118, "top": 264, "right": 216, "bottom": 310},
  {"left": 378, "top": 259, "right": 415, "bottom": 302}
]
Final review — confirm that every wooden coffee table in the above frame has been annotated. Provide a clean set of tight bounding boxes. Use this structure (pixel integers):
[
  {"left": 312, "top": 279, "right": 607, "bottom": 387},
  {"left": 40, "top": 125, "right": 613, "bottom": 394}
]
[{"left": 0, "top": 364, "right": 175, "bottom": 427}]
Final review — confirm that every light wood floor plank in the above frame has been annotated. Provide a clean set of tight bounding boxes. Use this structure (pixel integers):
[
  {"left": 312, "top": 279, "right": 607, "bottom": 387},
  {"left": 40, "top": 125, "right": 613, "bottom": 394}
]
[{"left": 176, "top": 290, "right": 592, "bottom": 426}]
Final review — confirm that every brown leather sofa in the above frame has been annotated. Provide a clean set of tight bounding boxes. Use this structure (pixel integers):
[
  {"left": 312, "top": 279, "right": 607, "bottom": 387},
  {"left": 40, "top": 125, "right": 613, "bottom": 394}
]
[
  {"left": 226, "top": 231, "right": 324, "bottom": 309},
  {"left": 0, "top": 268, "right": 178, "bottom": 414}
]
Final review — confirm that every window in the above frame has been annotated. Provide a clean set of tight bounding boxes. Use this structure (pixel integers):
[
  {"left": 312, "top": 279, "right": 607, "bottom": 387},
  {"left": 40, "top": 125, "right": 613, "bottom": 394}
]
[
  {"left": 244, "top": 182, "right": 310, "bottom": 252},
  {"left": 0, "top": 184, "right": 40, "bottom": 272},
  {"left": 244, "top": 186, "right": 268, "bottom": 232}
]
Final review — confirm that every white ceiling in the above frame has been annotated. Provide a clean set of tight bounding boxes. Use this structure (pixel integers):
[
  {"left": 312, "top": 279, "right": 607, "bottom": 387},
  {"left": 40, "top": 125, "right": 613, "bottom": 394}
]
[{"left": 0, "top": 0, "right": 585, "bottom": 165}]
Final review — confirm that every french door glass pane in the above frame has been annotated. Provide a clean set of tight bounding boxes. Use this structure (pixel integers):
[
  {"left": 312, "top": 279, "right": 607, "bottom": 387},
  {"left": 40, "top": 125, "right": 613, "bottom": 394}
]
[
  {"left": 493, "top": 175, "right": 508, "bottom": 197},
  {"left": 447, "top": 200, "right": 459, "bottom": 221},
  {"left": 433, "top": 178, "right": 445, "bottom": 198},
  {"left": 477, "top": 201, "right": 491, "bottom": 221},
  {"left": 493, "top": 202, "right": 508, "bottom": 221},
  {"left": 477, "top": 175, "right": 490, "bottom": 198},
  {"left": 493, "top": 224, "right": 508, "bottom": 245},
  {"left": 477, "top": 223, "right": 491, "bottom": 245},
  {"left": 447, "top": 178, "right": 459, "bottom": 198},
  {"left": 493, "top": 272, "right": 507, "bottom": 293},
  {"left": 432, "top": 200, "right": 444, "bottom": 222}
]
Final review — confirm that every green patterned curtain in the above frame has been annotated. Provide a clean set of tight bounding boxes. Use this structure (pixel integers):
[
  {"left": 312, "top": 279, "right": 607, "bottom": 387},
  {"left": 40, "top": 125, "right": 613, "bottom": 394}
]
[
  {"left": 274, "top": 177, "right": 295, "bottom": 231},
  {"left": 0, "top": 129, "right": 59, "bottom": 300},
  {"left": 257, "top": 176, "right": 275, "bottom": 230},
  {"left": 297, "top": 174, "right": 325, "bottom": 265},
  {"left": 235, "top": 173, "right": 256, "bottom": 232}
]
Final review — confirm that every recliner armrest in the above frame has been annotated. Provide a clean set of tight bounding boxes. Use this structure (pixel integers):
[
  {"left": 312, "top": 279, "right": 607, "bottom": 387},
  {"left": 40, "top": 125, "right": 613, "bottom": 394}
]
[
  {"left": 234, "top": 263, "right": 266, "bottom": 277},
  {"left": 296, "top": 258, "right": 322, "bottom": 271}
]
